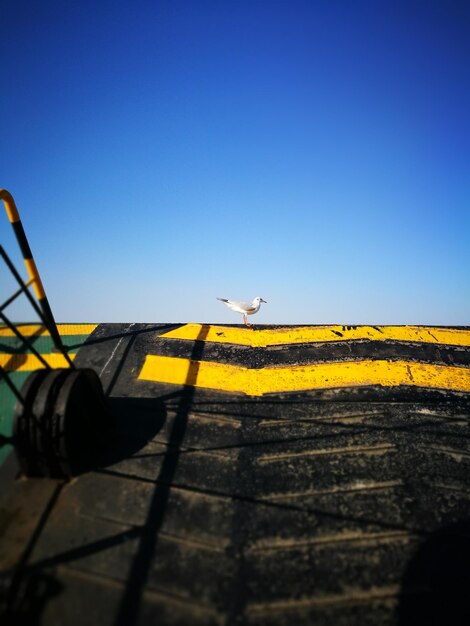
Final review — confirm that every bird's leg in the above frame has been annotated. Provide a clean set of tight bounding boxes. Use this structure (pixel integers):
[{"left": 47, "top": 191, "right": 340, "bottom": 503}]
[{"left": 243, "top": 314, "right": 253, "bottom": 328}]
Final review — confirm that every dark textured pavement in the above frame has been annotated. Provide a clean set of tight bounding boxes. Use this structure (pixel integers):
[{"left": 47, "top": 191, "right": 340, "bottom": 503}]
[{"left": 1, "top": 324, "right": 469, "bottom": 625}]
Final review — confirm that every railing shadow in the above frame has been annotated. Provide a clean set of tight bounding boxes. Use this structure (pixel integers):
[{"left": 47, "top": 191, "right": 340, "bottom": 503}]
[
  {"left": 114, "top": 323, "right": 210, "bottom": 626},
  {"left": 0, "top": 323, "right": 207, "bottom": 625},
  {"left": 0, "top": 325, "right": 47, "bottom": 373},
  {"left": 0, "top": 570, "right": 63, "bottom": 626},
  {"left": 0, "top": 484, "right": 64, "bottom": 625}
]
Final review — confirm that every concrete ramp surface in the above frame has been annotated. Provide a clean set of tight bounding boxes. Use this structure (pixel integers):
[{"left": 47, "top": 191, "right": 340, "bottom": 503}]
[{"left": 1, "top": 323, "right": 470, "bottom": 625}]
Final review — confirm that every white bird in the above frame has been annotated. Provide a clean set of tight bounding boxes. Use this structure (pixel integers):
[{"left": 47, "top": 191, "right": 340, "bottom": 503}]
[{"left": 217, "top": 296, "right": 267, "bottom": 327}]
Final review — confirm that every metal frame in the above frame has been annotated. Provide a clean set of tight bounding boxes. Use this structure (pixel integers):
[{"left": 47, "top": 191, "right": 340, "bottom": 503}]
[{"left": 1, "top": 189, "right": 74, "bottom": 427}]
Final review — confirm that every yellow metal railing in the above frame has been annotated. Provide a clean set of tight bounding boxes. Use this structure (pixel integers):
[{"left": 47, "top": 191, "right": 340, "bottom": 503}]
[{"left": 0, "top": 189, "right": 72, "bottom": 365}]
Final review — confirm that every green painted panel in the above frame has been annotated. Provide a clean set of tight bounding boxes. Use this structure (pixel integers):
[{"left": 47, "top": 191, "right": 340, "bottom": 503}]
[
  {"left": 0, "top": 334, "right": 91, "bottom": 354},
  {"left": 0, "top": 372, "right": 30, "bottom": 465}
]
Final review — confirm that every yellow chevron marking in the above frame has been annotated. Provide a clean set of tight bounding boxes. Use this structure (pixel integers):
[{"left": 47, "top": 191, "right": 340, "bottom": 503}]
[
  {"left": 159, "top": 324, "right": 470, "bottom": 348},
  {"left": 0, "top": 352, "right": 76, "bottom": 372},
  {"left": 138, "top": 355, "right": 470, "bottom": 396},
  {"left": 0, "top": 324, "right": 97, "bottom": 337}
]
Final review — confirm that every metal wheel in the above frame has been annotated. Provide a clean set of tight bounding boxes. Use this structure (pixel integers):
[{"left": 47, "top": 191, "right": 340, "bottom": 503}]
[
  {"left": 13, "top": 368, "right": 111, "bottom": 478},
  {"left": 13, "top": 369, "right": 49, "bottom": 476}
]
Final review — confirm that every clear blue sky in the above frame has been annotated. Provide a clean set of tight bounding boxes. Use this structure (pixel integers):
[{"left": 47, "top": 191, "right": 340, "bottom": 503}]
[{"left": 1, "top": 0, "right": 469, "bottom": 324}]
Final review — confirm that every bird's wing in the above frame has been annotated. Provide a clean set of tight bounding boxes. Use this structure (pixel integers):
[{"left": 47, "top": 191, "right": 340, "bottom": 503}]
[
  {"left": 217, "top": 298, "right": 257, "bottom": 314},
  {"left": 229, "top": 300, "right": 257, "bottom": 313},
  {"left": 233, "top": 300, "right": 252, "bottom": 310}
]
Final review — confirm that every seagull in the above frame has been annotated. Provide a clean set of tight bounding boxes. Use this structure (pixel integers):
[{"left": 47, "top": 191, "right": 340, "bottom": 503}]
[{"left": 217, "top": 296, "right": 267, "bottom": 327}]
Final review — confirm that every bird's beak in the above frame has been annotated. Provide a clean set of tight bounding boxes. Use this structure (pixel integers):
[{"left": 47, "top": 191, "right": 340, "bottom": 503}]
[{"left": 261, "top": 299, "right": 267, "bottom": 303}]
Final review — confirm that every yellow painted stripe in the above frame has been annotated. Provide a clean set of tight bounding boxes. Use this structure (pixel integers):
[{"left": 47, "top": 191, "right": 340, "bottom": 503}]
[
  {"left": 0, "top": 324, "right": 97, "bottom": 337},
  {"left": 23, "top": 258, "right": 46, "bottom": 299},
  {"left": 0, "top": 352, "right": 76, "bottom": 372},
  {"left": 160, "top": 324, "right": 470, "bottom": 348},
  {"left": 138, "top": 355, "right": 470, "bottom": 396},
  {"left": 0, "top": 189, "right": 20, "bottom": 222}
]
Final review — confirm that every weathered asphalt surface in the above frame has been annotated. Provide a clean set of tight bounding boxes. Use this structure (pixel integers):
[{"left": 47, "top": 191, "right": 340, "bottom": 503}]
[{"left": 1, "top": 323, "right": 469, "bottom": 625}]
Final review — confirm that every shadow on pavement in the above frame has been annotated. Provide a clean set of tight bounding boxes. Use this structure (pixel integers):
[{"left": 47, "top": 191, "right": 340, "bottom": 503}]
[
  {"left": 113, "top": 323, "right": 210, "bottom": 626},
  {"left": 398, "top": 519, "right": 470, "bottom": 626}
]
